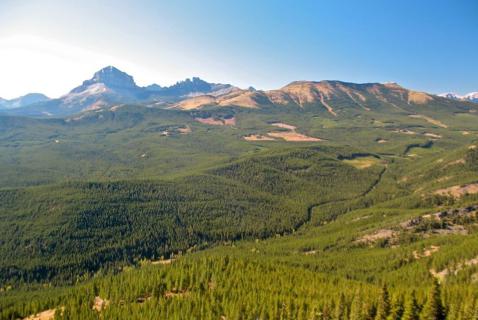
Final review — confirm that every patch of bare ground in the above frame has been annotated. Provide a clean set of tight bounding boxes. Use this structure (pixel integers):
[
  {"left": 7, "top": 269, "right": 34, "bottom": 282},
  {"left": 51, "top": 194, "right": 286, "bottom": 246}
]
[
  {"left": 356, "top": 229, "right": 397, "bottom": 244},
  {"left": 195, "top": 117, "right": 236, "bottom": 126},
  {"left": 319, "top": 94, "right": 338, "bottom": 116},
  {"left": 270, "top": 122, "right": 297, "bottom": 130},
  {"left": 401, "top": 205, "right": 478, "bottom": 237},
  {"left": 267, "top": 131, "right": 322, "bottom": 142},
  {"left": 424, "top": 132, "right": 442, "bottom": 139},
  {"left": 174, "top": 95, "right": 217, "bottom": 110},
  {"left": 243, "top": 134, "right": 276, "bottom": 141},
  {"left": 430, "top": 256, "right": 478, "bottom": 281},
  {"left": 407, "top": 92, "right": 434, "bottom": 104},
  {"left": 436, "top": 176, "right": 451, "bottom": 183},
  {"left": 217, "top": 91, "right": 261, "bottom": 108},
  {"left": 223, "top": 117, "right": 236, "bottom": 126},
  {"left": 469, "top": 145, "right": 477, "bottom": 150},
  {"left": 434, "top": 183, "right": 478, "bottom": 198},
  {"left": 178, "top": 126, "right": 191, "bottom": 134},
  {"left": 462, "top": 131, "right": 470, "bottom": 135},
  {"left": 93, "top": 296, "right": 110, "bottom": 312},
  {"left": 265, "top": 122, "right": 322, "bottom": 142},
  {"left": 413, "top": 245, "right": 440, "bottom": 260},
  {"left": 409, "top": 114, "right": 448, "bottom": 128},
  {"left": 164, "top": 288, "right": 189, "bottom": 299},
  {"left": 303, "top": 250, "right": 317, "bottom": 256},
  {"left": 376, "top": 139, "right": 387, "bottom": 143},
  {"left": 394, "top": 129, "right": 417, "bottom": 135},
  {"left": 442, "top": 159, "right": 466, "bottom": 168},
  {"left": 151, "top": 258, "right": 175, "bottom": 265},
  {"left": 23, "top": 309, "right": 57, "bottom": 320}
]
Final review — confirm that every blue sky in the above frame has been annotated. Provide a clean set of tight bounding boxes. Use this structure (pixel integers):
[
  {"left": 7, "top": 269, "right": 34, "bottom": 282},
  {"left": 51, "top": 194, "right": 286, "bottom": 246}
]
[{"left": 0, "top": 0, "right": 476, "bottom": 98}]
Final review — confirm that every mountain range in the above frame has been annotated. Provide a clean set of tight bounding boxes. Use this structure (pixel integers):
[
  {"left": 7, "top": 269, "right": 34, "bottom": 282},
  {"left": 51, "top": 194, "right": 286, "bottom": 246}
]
[
  {"left": 438, "top": 92, "right": 478, "bottom": 103},
  {"left": 1, "top": 66, "right": 476, "bottom": 117},
  {"left": 0, "top": 93, "right": 49, "bottom": 109}
]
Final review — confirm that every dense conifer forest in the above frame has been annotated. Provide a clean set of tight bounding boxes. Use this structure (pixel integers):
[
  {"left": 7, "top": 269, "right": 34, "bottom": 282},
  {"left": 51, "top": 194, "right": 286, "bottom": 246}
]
[{"left": 1, "top": 99, "right": 478, "bottom": 319}]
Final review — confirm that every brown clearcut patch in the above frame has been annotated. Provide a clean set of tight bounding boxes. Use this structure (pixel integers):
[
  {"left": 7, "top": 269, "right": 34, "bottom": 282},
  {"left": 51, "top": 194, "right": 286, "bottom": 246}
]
[
  {"left": 434, "top": 183, "right": 478, "bottom": 198},
  {"left": 223, "top": 117, "right": 236, "bottom": 126},
  {"left": 408, "top": 91, "right": 433, "bottom": 104},
  {"left": 409, "top": 114, "right": 448, "bottom": 128},
  {"left": 376, "top": 139, "right": 388, "bottom": 143},
  {"left": 178, "top": 126, "right": 192, "bottom": 134},
  {"left": 243, "top": 134, "right": 276, "bottom": 141},
  {"left": 267, "top": 131, "right": 321, "bottom": 142}
]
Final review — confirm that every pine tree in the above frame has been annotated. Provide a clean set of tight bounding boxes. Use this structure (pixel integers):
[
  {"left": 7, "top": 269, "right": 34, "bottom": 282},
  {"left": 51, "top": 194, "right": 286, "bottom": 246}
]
[
  {"left": 387, "top": 294, "right": 403, "bottom": 320},
  {"left": 334, "top": 293, "right": 346, "bottom": 320},
  {"left": 375, "top": 284, "right": 390, "bottom": 320},
  {"left": 350, "top": 292, "right": 363, "bottom": 320},
  {"left": 402, "top": 291, "right": 419, "bottom": 320},
  {"left": 420, "top": 280, "right": 445, "bottom": 320}
]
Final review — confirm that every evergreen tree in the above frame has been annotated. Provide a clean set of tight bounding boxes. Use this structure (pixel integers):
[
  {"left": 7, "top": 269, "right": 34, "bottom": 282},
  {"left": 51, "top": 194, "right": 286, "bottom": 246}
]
[
  {"left": 350, "top": 292, "right": 363, "bottom": 320},
  {"left": 402, "top": 291, "right": 419, "bottom": 320},
  {"left": 420, "top": 280, "right": 445, "bottom": 320},
  {"left": 386, "top": 294, "right": 403, "bottom": 320},
  {"left": 375, "top": 284, "right": 390, "bottom": 320},
  {"left": 334, "top": 293, "right": 346, "bottom": 320}
]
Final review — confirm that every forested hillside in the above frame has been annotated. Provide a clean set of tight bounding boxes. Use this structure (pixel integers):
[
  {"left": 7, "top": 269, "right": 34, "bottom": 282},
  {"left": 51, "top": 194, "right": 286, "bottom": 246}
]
[{"left": 1, "top": 91, "right": 478, "bottom": 319}]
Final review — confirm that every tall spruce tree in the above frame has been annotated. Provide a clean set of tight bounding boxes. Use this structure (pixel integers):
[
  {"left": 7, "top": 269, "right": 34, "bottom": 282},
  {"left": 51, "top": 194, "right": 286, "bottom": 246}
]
[
  {"left": 387, "top": 294, "right": 403, "bottom": 320},
  {"left": 375, "top": 284, "right": 390, "bottom": 320},
  {"left": 420, "top": 280, "right": 445, "bottom": 320},
  {"left": 402, "top": 291, "right": 419, "bottom": 320}
]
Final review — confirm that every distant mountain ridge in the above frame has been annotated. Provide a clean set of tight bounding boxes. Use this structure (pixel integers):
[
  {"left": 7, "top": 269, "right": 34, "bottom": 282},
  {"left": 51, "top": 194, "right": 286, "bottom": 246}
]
[
  {"left": 4, "top": 66, "right": 237, "bottom": 116},
  {"left": 438, "top": 92, "right": 478, "bottom": 103},
  {"left": 2, "top": 65, "right": 476, "bottom": 117},
  {"left": 0, "top": 93, "right": 49, "bottom": 110}
]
